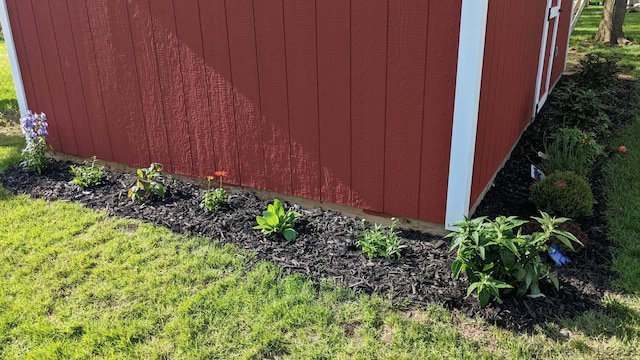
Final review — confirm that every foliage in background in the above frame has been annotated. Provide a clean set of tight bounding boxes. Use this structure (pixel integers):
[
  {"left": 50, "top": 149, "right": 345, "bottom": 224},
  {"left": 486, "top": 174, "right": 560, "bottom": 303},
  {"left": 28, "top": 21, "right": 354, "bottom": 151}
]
[
  {"left": 570, "top": 6, "right": 640, "bottom": 78},
  {"left": 127, "top": 162, "right": 172, "bottom": 202},
  {"left": 357, "top": 218, "right": 406, "bottom": 259},
  {"left": 254, "top": 198, "right": 301, "bottom": 241},
  {"left": 200, "top": 170, "right": 228, "bottom": 212},
  {"left": 530, "top": 171, "right": 594, "bottom": 219},
  {"left": 19, "top": 111, "right": 49, "bottom": 175},
  {"left": 0, "top": 131, "right": 23, "bottom": 172},
  {"left": 539, "top": 127, "right": 605, "bottom": 177},
  {"left": 0, "top": 39, "right": 19, "bottom": 114},
  {"left": 448, "top": 213, "right": 580, "bottom": 307},
  {"left": 69, "top": 156, "right": 104, "bottom": 189}
]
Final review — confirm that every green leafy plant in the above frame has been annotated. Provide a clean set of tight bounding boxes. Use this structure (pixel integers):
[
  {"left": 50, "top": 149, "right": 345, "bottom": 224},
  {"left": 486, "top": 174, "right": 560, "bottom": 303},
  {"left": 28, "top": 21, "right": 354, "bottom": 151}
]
[
  {"left": 549, "top": 86, "right": 611, "bottom": 136},
  {"left": 357, "top": 218, "right": 406, "bottom": 259},
  {"left": 200, "top": 170, "right": 228, "bottom": 212},
  {"left": 69, "top": 156, "right": 104, "bottom": 189},
  {"left": 127, "top": 163, "right": 172, "bottom": 202},
  {"left": 19, "top": 111, "right": 49, "bottom": 175},
  {"left": 253, "top": 199, "right": 301, "bottom": 241},
  {"left": 538, "top": 127, "right": 605, "bottom": 177},
  {"left": 448, "top": 213, "right": 581, "bottom": 307},
  {"left": 530, "top": 171, "right": 594, "bottom": 219}
]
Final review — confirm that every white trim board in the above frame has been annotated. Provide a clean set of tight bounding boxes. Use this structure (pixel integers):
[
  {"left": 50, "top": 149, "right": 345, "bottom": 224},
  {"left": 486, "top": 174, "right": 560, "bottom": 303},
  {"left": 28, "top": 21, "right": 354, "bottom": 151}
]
[
  {"left": 0, "top": 0, "right": 28, "bottom": 115},
  {"left": 444, "top": 0, "right": 489, "bottom": 231}
]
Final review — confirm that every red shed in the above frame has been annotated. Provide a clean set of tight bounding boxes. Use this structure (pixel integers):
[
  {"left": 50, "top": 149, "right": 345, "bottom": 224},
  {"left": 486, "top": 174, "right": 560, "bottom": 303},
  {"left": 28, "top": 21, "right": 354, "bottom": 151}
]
[{"left": 0, "top": 0, "right": 572, "bottom": 230}]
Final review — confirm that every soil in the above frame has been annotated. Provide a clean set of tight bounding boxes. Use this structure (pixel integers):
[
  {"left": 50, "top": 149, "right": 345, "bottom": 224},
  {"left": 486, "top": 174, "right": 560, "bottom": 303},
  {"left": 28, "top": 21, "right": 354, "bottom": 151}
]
[{"left": 1, "top": 74, "right": 637, "bottom": 332}]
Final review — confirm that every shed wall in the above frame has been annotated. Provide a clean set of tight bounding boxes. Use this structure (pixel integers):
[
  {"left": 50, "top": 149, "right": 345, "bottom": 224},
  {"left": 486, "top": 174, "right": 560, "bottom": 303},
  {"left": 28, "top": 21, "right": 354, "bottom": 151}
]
[
  {"left": 7, "top": 0, "right": 461, "bottom": 224},
  {"left": 470, "top": 1, "right": 570, "bottom": 207}
]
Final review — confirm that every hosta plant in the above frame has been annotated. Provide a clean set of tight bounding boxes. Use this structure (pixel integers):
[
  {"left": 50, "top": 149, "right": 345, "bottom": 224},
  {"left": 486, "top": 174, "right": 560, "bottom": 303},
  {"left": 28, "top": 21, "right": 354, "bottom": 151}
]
[
  {"left": 70, "top": 156, "right": 104, "bottom": 189},
  {"left": 447, "top": 212, "right": 581, "bottom": 307},
  {"left": 200, "top": 170, "right": 228, "bottom": 212},
  {"left": 253, "top": 199, "right": 300, "bottom": 241},
  {"left": 357, "top": 218, "right": 406, "bottom": 259},
  {"left": 128, "top": 163, "right": 172, "bottom": 202}
]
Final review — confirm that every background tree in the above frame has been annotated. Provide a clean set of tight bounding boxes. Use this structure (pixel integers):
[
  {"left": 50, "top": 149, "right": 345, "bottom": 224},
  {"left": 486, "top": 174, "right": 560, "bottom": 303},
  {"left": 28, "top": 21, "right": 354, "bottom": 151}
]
[{"left": 595, "top": 0, "right": 631, "bottom": 45}]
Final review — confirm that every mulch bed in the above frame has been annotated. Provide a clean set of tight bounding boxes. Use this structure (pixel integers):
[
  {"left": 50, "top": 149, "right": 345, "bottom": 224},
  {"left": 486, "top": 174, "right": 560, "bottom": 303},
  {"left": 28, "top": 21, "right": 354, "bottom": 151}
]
[{"left": 1, "top": 75, "right": 636, "bottom": 331}]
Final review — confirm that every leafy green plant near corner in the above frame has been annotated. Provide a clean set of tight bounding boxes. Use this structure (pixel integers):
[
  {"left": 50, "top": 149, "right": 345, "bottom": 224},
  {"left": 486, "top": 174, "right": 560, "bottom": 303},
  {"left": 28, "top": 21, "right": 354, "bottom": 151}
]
[
  {"left": 529, "top": 171, "right": 594, "bottom": 219},
  {"left": 127, "top": 163, "right": 172, "bottom": 202},
  {"left": 448, "top": 212, "right": 581, "bottom": 308},
  {"left": 539, "top": 127, "right": 605, "bottom": 177},
  {"left": 253, "top": 198, "right": 300, "bottom": 241},
  {"left": 69, "top": 156, "right": 104, "bottom": 189},
  {"left": 357, "top": 218, "right": 406, "bottom": 259},
  {"left": 549, "top": 86, "right": 611, "bottom": 137}
]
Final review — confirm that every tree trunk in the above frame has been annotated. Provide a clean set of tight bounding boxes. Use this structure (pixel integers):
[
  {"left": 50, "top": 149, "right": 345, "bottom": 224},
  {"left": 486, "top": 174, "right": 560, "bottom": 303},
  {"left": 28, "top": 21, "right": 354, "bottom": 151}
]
[{"left": 595, "top": 0, "right": 630, "bottom": 45}]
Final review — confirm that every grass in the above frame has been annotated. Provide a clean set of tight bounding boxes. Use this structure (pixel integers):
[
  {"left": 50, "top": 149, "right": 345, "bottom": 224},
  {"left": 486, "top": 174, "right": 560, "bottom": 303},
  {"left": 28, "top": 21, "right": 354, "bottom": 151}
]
[
  {"left": 570, "top": 6, "right": 640, "bottom": 78},
  {"left": 0, "top": 39, "right": 19, "bottom": 126},
  {"left": 1, "top": 7, "right": 640, "bottom": 358},
  {"left": 0, "top": 182, "right": 500, "bottom": 359}
]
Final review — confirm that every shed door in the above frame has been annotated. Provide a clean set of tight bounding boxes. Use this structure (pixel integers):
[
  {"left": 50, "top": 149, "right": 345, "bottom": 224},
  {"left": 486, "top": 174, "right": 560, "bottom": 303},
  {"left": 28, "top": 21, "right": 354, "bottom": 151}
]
[{"left": 535, "top": 0, "right": 563, "bottom": 112}]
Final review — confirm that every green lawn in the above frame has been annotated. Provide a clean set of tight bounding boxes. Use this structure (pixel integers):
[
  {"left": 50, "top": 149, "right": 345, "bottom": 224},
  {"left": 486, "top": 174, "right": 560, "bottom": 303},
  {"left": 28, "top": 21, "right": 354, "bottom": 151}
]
[
  {"left": 571, "top": 7, "right": 640, "bottom": 78},
  {"left": 0, "top": 39, "right": 19, "bottom": 125},
  {"left": 1, "top": 7, "right": 640, "bottom": 359}
]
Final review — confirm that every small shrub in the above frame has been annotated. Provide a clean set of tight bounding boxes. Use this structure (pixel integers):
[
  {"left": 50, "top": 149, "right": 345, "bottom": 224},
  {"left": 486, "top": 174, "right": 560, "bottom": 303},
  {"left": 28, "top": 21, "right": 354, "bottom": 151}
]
[
  {"left": 529, "top": 171, "right": 593, "bottom": 219},
  {"left": 539, "top": 127, "right": 604, "bottom": 177},
  {"left": 357, "top": 218, "right": 406, "bottom": 259},
  {"left": 127, "top": 163, "right": 172, "bottom": 202},
  {"left": 575, "top": 52, "right": 620, "bottom": 93},
  {"left": 200, "top": 171, "right": 227, "bottom": 212},
  {"left": 253, "top": 199, "right": 301, "bottom": 241},
  {"left": 19, "top": 111, "right": 49, "bottom": 175},
  {"left": 69, "top": 156, "right": 104, "bottom": 189},
  {"left": 549, "top": 87, "right": 611, "bottom": 136},
  {"left": 448, "top": 213, "right": 581, "bottom": 307}
]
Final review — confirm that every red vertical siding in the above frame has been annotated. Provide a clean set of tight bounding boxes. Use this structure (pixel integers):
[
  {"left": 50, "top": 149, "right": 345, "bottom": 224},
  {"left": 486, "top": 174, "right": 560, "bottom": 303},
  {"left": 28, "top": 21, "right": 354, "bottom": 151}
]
[
  {"left": 8, "top": 0, "right": 462, "bottom": 225},
  {"left": 126, "top": 0, "right": 172, "bottom": 171},
  {"left": 31, "top": 0, "right": 79, "bottom": 156},
  {"left": 383, "top": 0, "right": 429, "bottom": 219},
  {"left": 471, "top": 1, "right": 560, "bottom": 207},
  {"left": 86, "top": 0, "right": 150, "bottom": 167},
  {"left": 419, "top": 2, "right": 461, "bottom": 223},
  {"left": 66, "top": 0, "right": 114, "bottom": 161},
  {"left": 283, "top": 0, "right": 321, "bottom": 200},
  {"left": 317, "top": 0, "right": 351, "bottom": 205},
  {"left": 350, "top": 0, "right": 387, "bottom": 213},
  {"left": 253, "top": 0, "right": 293, "bottom": 196},
  {"left": 48, "top": 0, "right": 94, "bottom": 158},
  {"left": 199, "top": 0, "right": 241, "bottom": 185},
  {"left": 226, "top": 0, "right": 266, "bottom": 189},
  {"left": 149, "top": 0, "right": 192, "bottom": 174},
  {"left": 11, "top": 0, "right": 62, "bottom": 151},
  {"left": 174, "top": 2, "right": 216, "bottom": 178}
]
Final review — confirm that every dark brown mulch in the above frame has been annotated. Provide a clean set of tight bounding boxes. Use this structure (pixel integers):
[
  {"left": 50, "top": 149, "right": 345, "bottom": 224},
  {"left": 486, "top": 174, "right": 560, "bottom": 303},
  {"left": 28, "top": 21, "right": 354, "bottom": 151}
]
[{"left": 0, "top": 74, "right": 636, "bottom": 331}]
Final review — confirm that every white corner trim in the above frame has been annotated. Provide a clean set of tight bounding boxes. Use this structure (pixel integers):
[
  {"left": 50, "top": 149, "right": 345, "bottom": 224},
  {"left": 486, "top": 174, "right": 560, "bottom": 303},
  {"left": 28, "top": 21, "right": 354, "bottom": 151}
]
[
  {"left": 445, "top": 0, "right": 489, "bottom": 231},
  {"left": 0, "top": 0, "right": 28, "bottom": 115}
]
